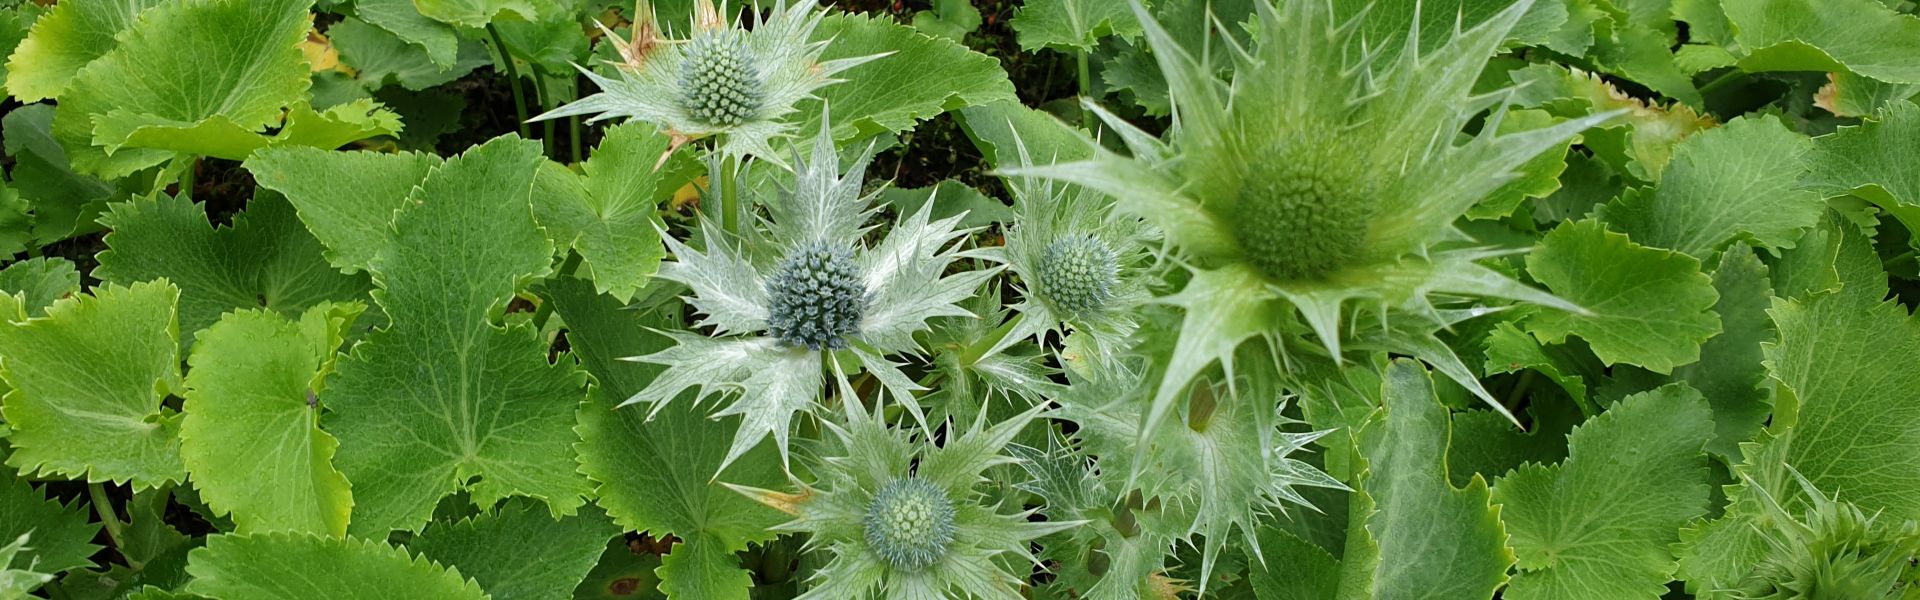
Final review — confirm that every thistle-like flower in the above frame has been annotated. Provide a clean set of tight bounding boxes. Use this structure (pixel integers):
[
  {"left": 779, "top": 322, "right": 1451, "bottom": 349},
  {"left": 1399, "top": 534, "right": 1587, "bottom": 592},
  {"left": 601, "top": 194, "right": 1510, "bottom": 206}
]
[
  {"left": 619, "top": 121, "right": 998, "bottom": 472},
  {"left": 730, "top": 404, "right": 1077, "bottom": 599},
  {"left": 1006, "top": 0, "right": 1617, "bottom": 433},
  {"left": 1731, "top": 468, "right": 1920, "bottom": 599},
  {"left": 1055, "top": 351, "right": 1345, "bottom": 590},
  {"left": 534, "top": 0, "right": 885, "bottom": 165},
  {"left": 988, "top": 133, "right": 1153, "bottom": 375}
]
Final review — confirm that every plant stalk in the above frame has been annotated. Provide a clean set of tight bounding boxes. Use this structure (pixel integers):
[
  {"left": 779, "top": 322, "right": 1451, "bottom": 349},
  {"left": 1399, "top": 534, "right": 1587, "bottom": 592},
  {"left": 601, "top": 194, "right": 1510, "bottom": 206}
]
[
  {"left": 570, "top": 115, "right": 585, "bottom": 163},
  {"left": 959, "top": 313, "right": 1025, "bottom": 367},
  {"left": 718, "top": 154, "right": 740, "bottom": 236},
  {"left": 530, "top": 71, "right": 557, "bottom": 157},
  {"left": 87, "top": 483, "right": 124, "bottom": 552},
  {"left": 486, "top": 24, "right": 534, "bottom": 141},
  {"left": 1076, "top": 50, "right": 1094, "bottom": 132}
]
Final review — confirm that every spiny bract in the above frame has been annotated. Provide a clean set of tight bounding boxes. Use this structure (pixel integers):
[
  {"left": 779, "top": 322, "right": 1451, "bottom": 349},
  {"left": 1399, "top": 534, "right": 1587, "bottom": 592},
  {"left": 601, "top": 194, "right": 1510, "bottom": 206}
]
[
  {"left": 862, "top": 477, "right": 957, "bottom": 571},
  {"left": 1036, "top": 234, "right": 1119, "bottom": 316},
  {"left": 679, "top": 30, "right": 764, "bottom": 127},
  {"left": 764, "top": 243, "right": 866, "bottom": 350}
]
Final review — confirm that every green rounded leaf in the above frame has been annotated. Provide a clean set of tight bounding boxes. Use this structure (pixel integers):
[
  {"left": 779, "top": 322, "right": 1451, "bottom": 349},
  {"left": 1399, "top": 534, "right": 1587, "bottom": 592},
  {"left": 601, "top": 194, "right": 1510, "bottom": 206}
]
[{"left": 183, "top": 533, "right": 487, "bottom": 599}]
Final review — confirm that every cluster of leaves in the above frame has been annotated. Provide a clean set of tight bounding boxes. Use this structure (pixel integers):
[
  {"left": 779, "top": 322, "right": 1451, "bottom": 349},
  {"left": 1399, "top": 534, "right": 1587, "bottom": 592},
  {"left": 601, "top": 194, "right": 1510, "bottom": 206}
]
[{"left": 2, "top": 0, "right": 1920, "bottom": 598}]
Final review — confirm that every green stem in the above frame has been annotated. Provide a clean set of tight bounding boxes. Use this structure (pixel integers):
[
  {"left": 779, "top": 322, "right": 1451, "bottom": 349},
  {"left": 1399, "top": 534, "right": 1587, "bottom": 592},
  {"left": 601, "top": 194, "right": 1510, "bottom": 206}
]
[
  {"left": 570, "top": 115, "right": 585, "bottom": 163},
  {"left": 178, "top": 157, "right": 197, "bottom": 198},
  {"left": 486, "top": 24, "right": 533, "bottom": 141},
  {"left": 87, "top": 483, "right": 124, "bottom": 553},
  {"left": 531, "top": 251, "right": 583, "bottom": 331},
  {"left": 1503, "top": 369, "right": 1536, "bottom": 412},
  {"left": 1698, "top": 69, "right": 1748, "bottom": 95},
  {"left": 1076, "top": 50, "right": 1094, "bottom": 132},
  {"left": 959, "top": 313, "right": 1025, "bottom": 367},
  {"left": 530, "top": 71, "right": 557, "bottom": 158},
  {"left": 718, "top": 154, "right": 740, "bottom": 236}
]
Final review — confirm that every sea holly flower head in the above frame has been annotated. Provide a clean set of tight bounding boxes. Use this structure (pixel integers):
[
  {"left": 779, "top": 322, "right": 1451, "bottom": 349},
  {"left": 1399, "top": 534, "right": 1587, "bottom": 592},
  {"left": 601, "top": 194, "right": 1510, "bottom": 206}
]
[
  {"left": 730, "top": 404, "right": 1078, "bottom": 599},
  {"left": 992, "top": 133, "right": 1153, "bottom": 374},
  {"left": 617, "top": 121, "right": 999, "bottom": 473},
  {"left": 1733, "top": 468, "right": 1920, "bottom": 599},
  {"left": 535, "top": 0, "right": 887, "bottom": 165},
  {"left": 1006, "top": 0, "right": 1619, "bottom": 431},
  {"left": 1056, "top": 350, "right": 1345, "bottom": 589}
]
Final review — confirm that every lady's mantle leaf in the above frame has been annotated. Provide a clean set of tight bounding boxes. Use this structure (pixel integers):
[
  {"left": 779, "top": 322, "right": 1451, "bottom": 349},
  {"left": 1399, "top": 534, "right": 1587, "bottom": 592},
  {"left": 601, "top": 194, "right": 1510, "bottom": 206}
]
[
  {"left": 0, "top": 472, "right": 100, "bottom": 575},
  {"left": 1722, "top": 0, "right": 1920, "bottom": 85},
  {"left": 94, "top": 193, "right": 372, "bottom": 340},
  {"left": 2, "top": 0, "right": 168, "bottom": 102},
  {"left": 1525, "top": 220, "right": 1721, "bottom": 374},
  {"left": 0, "top": 257, "right": 80, "bottom": 318},
  {"left": 1601, "top": 115, "right": 1819, "bottom": 259},
  {"left": 1492, "top": 384, "right": 1715, "bottom": 599},
  {"left": 552, "top": 277, "right": 787, "bottom": 600},
  {"left": 182, "top": 533, "right": 486, "bottom": 599},
  {"left": 245, "top": 147, "right": 442, "bottom": 273},
  {"left": 1678, "top": 223, "right": 1920, "bottom": 589},
  {"left": 1010, "top": 0, "right": 1142, "bottom": 52},
  {"left": 1764, "top": 220, "right": 1920, "bottom": 518},
  {"left": 50, "top": 0, "right": 315, "bottom": 178},
  {"left": 1344, "top": 360, "right": 1513, "bottom": 600},
  {"left": 1802, "top": 100, "right": 1920, "bottom": 222},
  {"left": 797, "top": 13, "right": 1017, "bottom": 142},
  {"left": 533, "top": 122, "right": 696, "bottom": 303},
  {"left": 325, "top": 136, "right": 589, "bottom": 535},
  {"left": 408, "top": 499, "right": 619, "bottom": 600},
  {"left": 413, "top": 0, "right": 537, "bottom": 29},
  {"left": 180, "top": 305, "right": 361, "bottom": 538},
  {"left": 0, "top": 280, "right": 185, "bottom": 489},
  {"left": 1673, "top": 244, "right": 1774, "bottom": 460}
]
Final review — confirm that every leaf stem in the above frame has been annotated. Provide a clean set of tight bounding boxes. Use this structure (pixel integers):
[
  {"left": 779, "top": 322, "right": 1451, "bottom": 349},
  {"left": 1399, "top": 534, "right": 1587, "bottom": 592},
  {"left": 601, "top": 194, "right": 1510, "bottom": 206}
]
[
  {"left": 87, "top": 482, "right": 124, "bottom": 552},
  {"left": 530, "top": 70, "right": 557, "bottom": 158},
  {"left": 570, "top": 115, "right": 584, "bottom": 163},
  {"left": 178, "top": 157, "right": 197, "bottom": 198},
  {"left": 1698, "top": 69, "right": 1748, "bottom": 95},
  {"left": 1076, "top": 50, "right": 1094, "bottom": 132},
  {"left": 486, "top": 24, "right": 534, "bottom": 141}
]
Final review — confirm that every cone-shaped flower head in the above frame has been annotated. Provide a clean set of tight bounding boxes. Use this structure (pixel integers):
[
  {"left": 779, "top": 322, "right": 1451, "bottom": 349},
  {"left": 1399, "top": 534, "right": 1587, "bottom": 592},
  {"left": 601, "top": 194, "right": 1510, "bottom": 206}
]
[
  {"left": 535, "top": 0, "right": 887, "bottom": 165},
  {"left": 993, "top": 129, "right": 1153, "bottom": 374},
  {"left": 1006, "top": 0, "right": 1618, "bottom": 431},
  {"left": 618, "top": 119, "right": 999, "bottom": 474},
  {"left": 730, "top": 404, "right": 1078, "bottom": 598}
]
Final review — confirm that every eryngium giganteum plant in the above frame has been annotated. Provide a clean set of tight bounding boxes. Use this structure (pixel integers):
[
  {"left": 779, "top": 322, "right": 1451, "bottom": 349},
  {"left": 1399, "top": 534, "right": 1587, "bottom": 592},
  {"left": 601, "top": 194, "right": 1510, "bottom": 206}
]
[
  {"left": 619, "top": 122, "right": 997, "bottom": 473},
  {"left": 535, "top": 0, "right": 885, "bottom": 165},
  {"left": 730, "top": 403, "right": 1077, "bottom": 599},
  {"left": 1007, "top": 0, "right": 1619, "bottom": 434}
]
